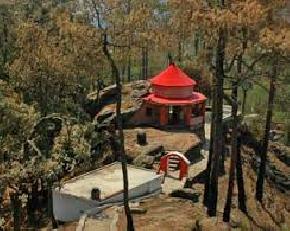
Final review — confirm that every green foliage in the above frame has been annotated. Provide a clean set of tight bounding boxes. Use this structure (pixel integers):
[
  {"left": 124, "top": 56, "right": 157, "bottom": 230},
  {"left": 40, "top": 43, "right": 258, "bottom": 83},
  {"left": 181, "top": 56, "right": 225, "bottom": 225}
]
[
  {"left": 9, "top": 8, "right": 104, "bottom": 116},
  {"left": 182, "top": 60, "right": 212, "bottom": 97},
  {"left": 239, "top": 84, "right": 267, "bottom": 115},
  {"left": 52, "top": 120, "right": 91, "bottom": 159},
  {"left": 239, "top": 81, "right": 290, "bottom": 125},
  {"left": 0, "top": 5, "right": 15, "bottom": 80},
  {"left": 0, "top": 80, "right": 39, "bottom": 154}
]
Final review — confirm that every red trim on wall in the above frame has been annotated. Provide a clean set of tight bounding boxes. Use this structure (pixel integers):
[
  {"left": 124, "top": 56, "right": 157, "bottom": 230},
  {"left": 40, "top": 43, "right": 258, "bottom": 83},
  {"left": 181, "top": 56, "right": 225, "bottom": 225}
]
[{"left": 144, "top": 92, "right": 206, "bottom": 106}]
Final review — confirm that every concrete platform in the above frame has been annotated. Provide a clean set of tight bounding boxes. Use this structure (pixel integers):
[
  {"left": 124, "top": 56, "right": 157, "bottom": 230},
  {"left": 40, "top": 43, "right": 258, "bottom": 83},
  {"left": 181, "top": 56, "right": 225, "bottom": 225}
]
[
  {"left": 60, "top": 163, "right": 160, "bottom": 200},
  {"left": 53, "top": 163, "right": 162, "bottom": 222}
]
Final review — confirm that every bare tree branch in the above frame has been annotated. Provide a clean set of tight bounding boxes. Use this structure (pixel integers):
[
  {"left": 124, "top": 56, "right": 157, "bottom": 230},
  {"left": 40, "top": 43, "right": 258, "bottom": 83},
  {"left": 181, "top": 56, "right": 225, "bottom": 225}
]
[
  {"left": 242, "top": 54, "right": 266, "bottom": 73},
  {"left": 225, "top": 54, "right": 237, "bottom": 73}
]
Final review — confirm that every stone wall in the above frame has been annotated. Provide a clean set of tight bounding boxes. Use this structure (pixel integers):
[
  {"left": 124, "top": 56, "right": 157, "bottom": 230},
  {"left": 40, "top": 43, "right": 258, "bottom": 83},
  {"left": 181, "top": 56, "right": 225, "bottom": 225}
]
[{"left": 129, "top": 103, "right": 160, "bottom": 126}]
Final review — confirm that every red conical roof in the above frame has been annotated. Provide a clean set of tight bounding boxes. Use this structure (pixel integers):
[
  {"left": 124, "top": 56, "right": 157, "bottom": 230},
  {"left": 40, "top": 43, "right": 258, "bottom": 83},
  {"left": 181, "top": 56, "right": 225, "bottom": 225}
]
[{"left": 150, "top": 64, "right": 196, "bottom": 87}]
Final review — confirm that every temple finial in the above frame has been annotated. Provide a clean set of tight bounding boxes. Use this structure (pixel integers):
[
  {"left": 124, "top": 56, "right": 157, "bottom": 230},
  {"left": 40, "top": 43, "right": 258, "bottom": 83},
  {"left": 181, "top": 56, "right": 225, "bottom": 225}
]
[{"left": 168, "top": 53, "right": 174, "bottom": 66}]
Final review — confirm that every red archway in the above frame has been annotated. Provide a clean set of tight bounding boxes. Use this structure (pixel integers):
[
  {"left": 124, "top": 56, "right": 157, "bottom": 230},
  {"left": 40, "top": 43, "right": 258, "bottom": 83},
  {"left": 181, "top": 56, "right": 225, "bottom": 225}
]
[{"left": 157, "top": 151, "right": 190, "bottom": 181}]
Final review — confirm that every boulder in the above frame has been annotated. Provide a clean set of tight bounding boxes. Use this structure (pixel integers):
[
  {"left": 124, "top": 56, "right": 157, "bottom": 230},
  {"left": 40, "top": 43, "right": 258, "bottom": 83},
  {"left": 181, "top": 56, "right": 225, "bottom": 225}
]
[
  {"left": 96, "top": 110, "right": 114, "bottom": 124},
  {"left": 88, "top": 84, "right": 117, "bottom": 104},
  {"left": 263, "top": 162, "right": 290, "bottom": 192},
  {"left": 230, "top": 219, "right": 242, "bottom": 229},
  {"left": 141, "top": 144, "right": 164, "bottom": 157},
  {"left": 85, "top": 85, "right": 117, "bottom": 117},
  {"left": 133, "top": 155, "right": 155, "bottom": 169},
  {"left": 87, "top": 80, "right": 150, "bottom": 120},
  {"left": 270, "top": 144, "right": 290, "bottom": 166},
  {"left": 279, "top": 180, "right": 290, "bottom": 190},
  {"left": 185, "top": 145, "right": 203, "bottom": 163},
  {"left": 286, "top": 202, "right": 290, "bottom": 212},
  {"left": 130, "top": 207, "right": 147, "bottom": 214},
  {"left": 90, "top": 80, "right": 150, "bottom": 129},
  {"left": 122, "top": 108, "right": 139, "bottom": 126}
]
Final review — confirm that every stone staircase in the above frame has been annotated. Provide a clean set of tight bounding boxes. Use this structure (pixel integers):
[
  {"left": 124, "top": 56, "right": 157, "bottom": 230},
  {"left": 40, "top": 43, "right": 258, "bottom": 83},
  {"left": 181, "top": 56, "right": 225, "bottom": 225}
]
[{"left": 167, "top": 156, "right": 180, "bottom": 171}]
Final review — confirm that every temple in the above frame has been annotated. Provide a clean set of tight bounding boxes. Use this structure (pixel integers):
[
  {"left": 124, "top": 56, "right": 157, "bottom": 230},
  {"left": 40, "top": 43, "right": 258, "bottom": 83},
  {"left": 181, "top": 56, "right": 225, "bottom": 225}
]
[{"left": 131, "top": 63, "right": 206, "bottom": 129}]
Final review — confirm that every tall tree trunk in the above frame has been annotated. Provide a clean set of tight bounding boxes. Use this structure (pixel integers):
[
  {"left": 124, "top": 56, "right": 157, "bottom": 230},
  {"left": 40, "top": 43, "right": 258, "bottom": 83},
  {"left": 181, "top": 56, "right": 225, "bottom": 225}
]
[
  {"left": 219, "top": 125, "right": 226, "bottom": 175},
  {"left": 236, "top": 53, "right": 247, "bottom": 213},
  {"left": 203, "top": 92, "right": 216, "bottom": 207},
  {"left": 145, "top": 47, "right": 148, "bottom": 79},
  {"left": 141, "top": 47, "right": 148, "bottom": 80},
  {"left": 121, "top": 65, "right": 126, "bottom": 83},
  {"left": 3, "top": 21, "right": 8, "bottom": 65},
  {"left": 178, "top": 41, "right": 182, "bottom": 62},
  {"left": 12, "top": 192, "right": 21, "bottom": 231},
  {"left": 223, "top": 78, "right": 238, "bottom": 222},
  {"left": 207, "top": 28, "right": 225, "bottom": 217},
  {"left": 194, "top": 32, "right": 199, "bottom": 56},
  {"left": 102, "top": 34, "right": 135, "bottom": 231},
  {"left": 255, "top": 57, "right": 278, "bottom": 202},
  {"left": 47, "top": 177, "right": 58, "bottom": 229},
  {"left": 223, "top": 51, "right": 248, "bottom": 220},
  {"left": 241, "top": 89, "right": 247, "bottom": 115},
  {"left": 141, "top": 48, "right": 146, "bottom": 80},
  {"left": 236, "top": 134, "right": 247, "bottom": 213}
]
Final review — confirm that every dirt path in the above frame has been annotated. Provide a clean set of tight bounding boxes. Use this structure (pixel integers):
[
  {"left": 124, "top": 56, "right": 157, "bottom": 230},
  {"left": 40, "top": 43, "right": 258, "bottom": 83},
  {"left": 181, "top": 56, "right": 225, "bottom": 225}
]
[
  {"left": 188, "top": 123, "right": 210, "bottom": 177},
  {"left": 161, "top": 122, "right": 211, "bottom": 194}
]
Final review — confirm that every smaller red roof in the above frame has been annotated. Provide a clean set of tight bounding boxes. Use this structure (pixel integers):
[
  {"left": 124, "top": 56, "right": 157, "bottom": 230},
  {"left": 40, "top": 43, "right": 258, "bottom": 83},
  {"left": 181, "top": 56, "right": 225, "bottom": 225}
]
[
  {"left": 150, "top": 64, "right": 197, "bottom": 87},
  {"left": 144, "top": 92, "right": 206, "bottom": 106}
]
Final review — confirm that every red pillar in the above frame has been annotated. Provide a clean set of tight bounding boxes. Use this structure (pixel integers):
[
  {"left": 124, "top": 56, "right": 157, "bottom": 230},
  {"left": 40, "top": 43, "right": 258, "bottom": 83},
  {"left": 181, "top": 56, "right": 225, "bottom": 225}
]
[
  {"left": 202, "top": 102, "right": 206, "bottom": 124},
  {"left": 159, "top": 105, "right": 168, "bottom": 126},
  {"left": 183, "top": 105, "right": 192, "bottom": 126},
  {"left": 158, "top": 155, "right": 168, "bottom": 175},
  {"left": 179, "top": 160, "right": 188, "bottom": 180}
]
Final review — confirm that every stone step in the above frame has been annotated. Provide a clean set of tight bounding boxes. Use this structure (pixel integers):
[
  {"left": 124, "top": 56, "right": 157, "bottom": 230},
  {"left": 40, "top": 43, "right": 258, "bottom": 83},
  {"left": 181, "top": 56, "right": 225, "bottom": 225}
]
[
  {"left": 168, "top": 159, "right": 180, "bottom": 164},
  {"left": 168, "top": 163, "right": 179, "bottom": 167},
  {"left": 168, "top": 167, "right": 177, "bottom": 171},
  {"left": 168, "top": 156, "right": 180, "bottom": 160}
]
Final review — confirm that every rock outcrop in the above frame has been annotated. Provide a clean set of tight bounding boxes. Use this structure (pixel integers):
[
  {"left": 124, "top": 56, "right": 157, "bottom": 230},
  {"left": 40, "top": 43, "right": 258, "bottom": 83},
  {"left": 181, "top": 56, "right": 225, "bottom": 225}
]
[
  {"left": 251, "top": 153, "right": 290, "bottom": 192},
  {"left": 269, "top": 143, "right": 290, "bottom": 166},
  {"left": 132, "top": 144, "right": 165, "bottom": 169},
  {"left": 86, "top": 80, "right": 150, "bottom": 128},
  {"left": 133, "top": 155, "right": 155, "bottom": 169}
]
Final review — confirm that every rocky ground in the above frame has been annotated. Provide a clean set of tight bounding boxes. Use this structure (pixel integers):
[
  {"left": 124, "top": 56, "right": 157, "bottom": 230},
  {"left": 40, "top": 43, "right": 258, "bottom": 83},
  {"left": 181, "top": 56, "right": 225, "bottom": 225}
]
[
  {"left": 124, "top": 127, "right": 201, "bottom": 160},
  {"left": 131, "top": 146, "right": 290, "bottom": 231}
]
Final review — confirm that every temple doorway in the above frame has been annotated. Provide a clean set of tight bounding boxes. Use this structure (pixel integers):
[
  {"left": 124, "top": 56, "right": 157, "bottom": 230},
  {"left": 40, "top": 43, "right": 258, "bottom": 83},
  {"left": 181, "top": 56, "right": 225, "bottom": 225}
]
[{"left": 168, "top": 106, "right": 183, "bottom": 125}]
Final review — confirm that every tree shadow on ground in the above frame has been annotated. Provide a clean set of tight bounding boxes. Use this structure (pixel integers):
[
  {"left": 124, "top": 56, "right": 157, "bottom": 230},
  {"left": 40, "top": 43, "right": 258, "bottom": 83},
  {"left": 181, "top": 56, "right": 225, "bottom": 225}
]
[{"left": 170, "top": 189, "right": 200, "bottom": 203}]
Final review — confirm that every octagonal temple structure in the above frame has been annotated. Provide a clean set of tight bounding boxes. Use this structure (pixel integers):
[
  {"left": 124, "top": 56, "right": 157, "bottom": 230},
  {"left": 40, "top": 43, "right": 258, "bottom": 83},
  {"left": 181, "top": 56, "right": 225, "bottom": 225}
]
[{"left": 131, "top": 63, "right": 206, "bottom": 129}]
